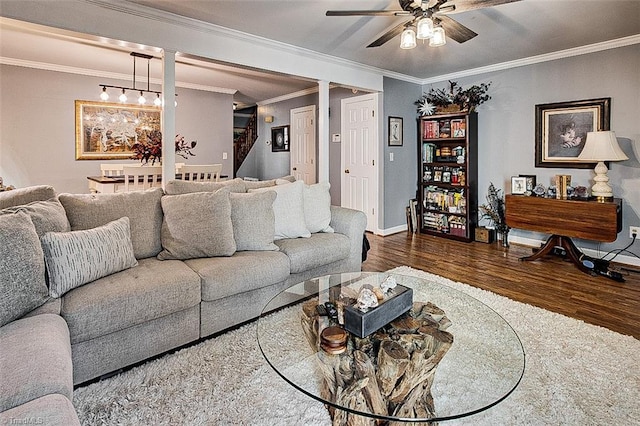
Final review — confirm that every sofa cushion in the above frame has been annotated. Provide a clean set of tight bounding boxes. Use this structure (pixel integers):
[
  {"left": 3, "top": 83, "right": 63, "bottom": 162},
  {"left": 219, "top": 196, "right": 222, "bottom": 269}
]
[
  {"left": 0, "top": 185, "right": 56, "bottom": 209},
  {"left": 185, "top": 251, "right": 290, "bottom": 302},
  {"left": 275, "top": 232, "right": 351, "bottom": 274},
  {"left": 0, "top": 212, "right": 48, "bottom": 327},
  {"left": 164, "top": 178, "right": 246, "bottom": 195},
  {"left": 242, "top": 175, "right": 296, "bottom": 191},
  {"left": 230, "top": 191, "right": 278, "bottom": 251},
  {"left": 250, "top": 179, "right": 310, "bottom": 240},
  {"left": 59, "top": 188, "right": 163, "bottom": 259},
  {"left": 158, "top": 190, "right": 236, "bottom": 260},
  {"left": 0, "top": 394, "right": 80, "bottom": 426},
  {"left": 41, "top": 217, "right": 138, "bottom": 298},
  {"left": 0, "top": 198, "right": 70, "bottom": 237},
  {"left": 61, "top": 257, "right": 201, "bottom": 344},
  {"left": 0, "top": 314, "right": 73, "bottom": 412},
  {"left": 303, "top": 181, "right": 334, "bottom": 233}
]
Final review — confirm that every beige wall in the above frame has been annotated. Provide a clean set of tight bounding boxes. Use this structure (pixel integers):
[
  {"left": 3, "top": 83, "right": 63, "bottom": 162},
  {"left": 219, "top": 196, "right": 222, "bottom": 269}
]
[{"left": 0, "top": 65, "right": 233, "bottom": 193}]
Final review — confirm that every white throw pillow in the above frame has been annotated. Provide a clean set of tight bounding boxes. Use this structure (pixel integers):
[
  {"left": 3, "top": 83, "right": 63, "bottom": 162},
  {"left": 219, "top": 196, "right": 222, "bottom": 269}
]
[
  {"left": 276, "top": 180, "right": 334, "bottom": 233},
  {"left": 41, "top": 217, "right": 138, "bottom": 298},
  {"left": 250, "top": 180, "right": 310, "bottom": 240}
]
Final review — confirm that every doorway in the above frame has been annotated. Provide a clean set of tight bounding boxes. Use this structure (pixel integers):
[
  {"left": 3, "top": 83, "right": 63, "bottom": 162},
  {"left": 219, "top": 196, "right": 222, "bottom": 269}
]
[
  {"left": 290, "top": 105, "right": 316, "bottom": 184},
  {"left": 340, "top": 93, "right": 379, "bottom": 233}
]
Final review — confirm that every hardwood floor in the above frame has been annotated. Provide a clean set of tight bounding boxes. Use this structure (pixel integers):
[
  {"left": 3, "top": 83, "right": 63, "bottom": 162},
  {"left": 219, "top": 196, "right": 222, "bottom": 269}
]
[{"left": 362, "top": 231, "right": 640, "bottom": 339}]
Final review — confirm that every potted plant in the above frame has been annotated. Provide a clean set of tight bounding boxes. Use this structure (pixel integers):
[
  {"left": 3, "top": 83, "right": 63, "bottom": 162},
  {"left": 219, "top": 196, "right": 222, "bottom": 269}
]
[{"left": 479, "top": 182, "right": 510, "bottom": 247}]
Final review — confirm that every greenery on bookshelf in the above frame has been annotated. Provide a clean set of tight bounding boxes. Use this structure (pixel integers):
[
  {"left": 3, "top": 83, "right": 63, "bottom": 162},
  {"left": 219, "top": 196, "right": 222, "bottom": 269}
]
[{"left": 416, "top": 80, "right": 492, "bottom": 116}]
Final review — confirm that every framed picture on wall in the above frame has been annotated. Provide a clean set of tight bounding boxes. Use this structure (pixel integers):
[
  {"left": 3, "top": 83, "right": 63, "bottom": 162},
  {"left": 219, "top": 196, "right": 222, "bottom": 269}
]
[
  {"left": 388, "top": 116, "right": 403, "bottom": 146},
  {"left": 271, "top": 125, "right": 290, "bottom": 152},
  {"left": 534, "top": 97, "right": 610, "bottom": 168},
  {"left": 75, "top": 100, "right": 161, "bottom": 160}
]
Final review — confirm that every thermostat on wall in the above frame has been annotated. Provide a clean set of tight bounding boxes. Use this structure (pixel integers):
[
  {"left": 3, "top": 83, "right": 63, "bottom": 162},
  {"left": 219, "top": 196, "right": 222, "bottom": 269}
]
[{"left": 332, "top": 134, "right": 341, "bottom": 143}]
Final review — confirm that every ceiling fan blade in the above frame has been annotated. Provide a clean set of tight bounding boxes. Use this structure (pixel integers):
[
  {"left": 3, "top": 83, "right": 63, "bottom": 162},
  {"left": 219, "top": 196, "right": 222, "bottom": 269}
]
[
  {"left": 326, "top": 10, "right": 411, "bottom": 17},
  {"left": 436, "top": 15, "right": 478, "bottom": 43},
  {"left": 440, "top": 0, "right": 522, "bottom": 14},
  {"left": 367, "top": 20, "right": 412, "bottom": 48}
]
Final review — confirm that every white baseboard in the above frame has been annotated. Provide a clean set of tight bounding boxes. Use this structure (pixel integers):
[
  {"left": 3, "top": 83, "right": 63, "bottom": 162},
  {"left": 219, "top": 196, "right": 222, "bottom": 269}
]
[
  {"left": 379, "top": 224, "right": 409, "bottom": 236},
  {"left": 508, "top": 235, "right": 640, "bottom": 268}
]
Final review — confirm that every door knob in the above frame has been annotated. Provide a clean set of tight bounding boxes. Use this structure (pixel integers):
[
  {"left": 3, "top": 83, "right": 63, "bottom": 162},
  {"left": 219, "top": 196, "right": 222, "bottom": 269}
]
[
  {"left": 345, "top": 169, "right": 350, "bottom": 173},
  {"left": 293, "top": 167, "right": 297, "bottom": 171}
]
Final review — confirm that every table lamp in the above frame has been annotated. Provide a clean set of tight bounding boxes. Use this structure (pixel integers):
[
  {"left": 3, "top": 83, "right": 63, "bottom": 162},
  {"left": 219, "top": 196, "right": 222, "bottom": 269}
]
[{"left": 577, "top": 131, "right": 628, "bottom": 201}]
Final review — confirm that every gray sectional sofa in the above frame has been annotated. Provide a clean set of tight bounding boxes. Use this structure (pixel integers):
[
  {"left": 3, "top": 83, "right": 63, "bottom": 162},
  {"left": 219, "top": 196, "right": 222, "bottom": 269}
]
[{"left": 0, "top": 179, "right": 367, "bottom": 424}]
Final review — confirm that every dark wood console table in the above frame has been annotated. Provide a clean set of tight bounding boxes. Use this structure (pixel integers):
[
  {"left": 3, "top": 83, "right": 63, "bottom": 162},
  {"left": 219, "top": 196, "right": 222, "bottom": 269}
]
[{"left": 505, "top": 195, "right": 622, "bottom": 273}]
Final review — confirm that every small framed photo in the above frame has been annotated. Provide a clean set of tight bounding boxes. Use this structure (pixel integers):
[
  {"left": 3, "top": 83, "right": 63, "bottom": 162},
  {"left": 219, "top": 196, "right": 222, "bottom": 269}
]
[
  {"left": 388, "top": 116, "right": 403, "bottom": 146},
  {"left": 511, "top": 176, "right": 527, "bottom": 195},
  {"left": 271, "top": 125, "right": 289, "bottom": 152},
  {"left": 519, "top": 174, "right": 537, "bottom": 191}
]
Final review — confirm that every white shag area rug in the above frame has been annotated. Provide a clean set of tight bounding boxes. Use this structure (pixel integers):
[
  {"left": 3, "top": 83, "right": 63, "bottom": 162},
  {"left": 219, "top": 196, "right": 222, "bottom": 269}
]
[{"left": 73, "top": 266, "right": 640, "bottom": 425}]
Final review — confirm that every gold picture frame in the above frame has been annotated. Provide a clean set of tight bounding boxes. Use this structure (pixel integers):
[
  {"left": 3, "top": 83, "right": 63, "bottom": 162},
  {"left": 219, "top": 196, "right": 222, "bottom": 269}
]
[{"left": 75, "top": 100, "right": 161, "bottom": 160}]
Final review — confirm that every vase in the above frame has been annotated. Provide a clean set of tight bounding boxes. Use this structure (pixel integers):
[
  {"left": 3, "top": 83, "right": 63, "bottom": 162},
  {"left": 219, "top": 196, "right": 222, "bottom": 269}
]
[{"left": 499, "top": 230, "right": 509, "bottom": 247}]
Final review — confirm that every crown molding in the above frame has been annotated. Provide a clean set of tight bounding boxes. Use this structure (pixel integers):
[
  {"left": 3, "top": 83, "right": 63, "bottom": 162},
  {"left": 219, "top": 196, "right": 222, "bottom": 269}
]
[
  {"left": 420, "top": 35, "right": 640, "bottom": 85},
  {"left": 82, "top": 0, "right": 390, "bottom": 83},
  {"left": 0, "top": 56, "right": 237, "bottom": 95},
  {"left": 258, "top": 83, "right": 342, "bottom": 106}
]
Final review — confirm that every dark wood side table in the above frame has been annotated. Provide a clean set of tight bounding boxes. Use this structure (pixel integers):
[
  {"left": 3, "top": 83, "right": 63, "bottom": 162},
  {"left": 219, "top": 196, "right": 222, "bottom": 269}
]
[{"left": 505, "top": 195, "right": 622, "bottom": 273}]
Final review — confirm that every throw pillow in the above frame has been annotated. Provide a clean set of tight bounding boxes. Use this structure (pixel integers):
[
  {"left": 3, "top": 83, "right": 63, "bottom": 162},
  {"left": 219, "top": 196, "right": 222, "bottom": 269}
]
[
  {"left": 0, "top": 212, "right": 49, "bottom": 326},
  {"left": 59, "top": 188, "right": 163, "bottom": 259},
  {"left": 0, "top": 185, "right": 56, "bottom": 210},
  {"left": 304, "top": 182, "right": 334, "bottom": 233},
  {"left": 41, "top": 217, "right": 139, "bottom": 298},
  {"left": 164, "top": 178, "right": 246, "bottom": 195},
  {"left": 249, "top": 179, "right": 310, "bottom": 240},
  {"left": 158, "top": 189, "right": 236, "bottom": 260},
  {"left": 0, "top": 198, "right": 71, "bottom": 237},
  {"left": 230, "top": 191, "right": 278, "bottom": 251},
  {"left": 275, "top": 180, "right": 334, "bottom": 233}
]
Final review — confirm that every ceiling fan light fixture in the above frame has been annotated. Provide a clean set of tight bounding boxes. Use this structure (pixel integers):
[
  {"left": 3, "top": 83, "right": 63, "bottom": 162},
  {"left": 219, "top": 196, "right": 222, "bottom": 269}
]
[
  {"left": 429, "top": 26, "right": 446, "bottom": 47},
  {"left": 416, "top": 17, "right": 434, "bottom": 40},
  {"left": 400, "top": 27, "right": 417, "bottom": 49}
]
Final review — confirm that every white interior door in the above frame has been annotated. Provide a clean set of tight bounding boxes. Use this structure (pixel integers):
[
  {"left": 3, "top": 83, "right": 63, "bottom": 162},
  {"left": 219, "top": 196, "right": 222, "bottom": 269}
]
[
  {"left": 341, "top": 93, "right": 379, "bottom": 233},
  {"left": 290, "top": 105, "right": 316, "bottom": 184}
]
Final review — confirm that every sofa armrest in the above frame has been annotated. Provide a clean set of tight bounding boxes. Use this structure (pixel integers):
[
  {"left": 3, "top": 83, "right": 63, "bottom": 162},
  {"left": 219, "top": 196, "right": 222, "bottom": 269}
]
[{"left": 330, "top": 206, "right": 367, "bottom": 267}]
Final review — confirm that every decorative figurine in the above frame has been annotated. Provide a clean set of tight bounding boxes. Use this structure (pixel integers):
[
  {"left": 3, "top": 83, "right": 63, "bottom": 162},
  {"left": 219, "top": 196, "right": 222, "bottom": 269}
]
[
  {"left": 380, "top": 276, "right": 397, "bottom": 294},
  {"left": 356, "top": 288, "right": 379, "bottom": 312}
]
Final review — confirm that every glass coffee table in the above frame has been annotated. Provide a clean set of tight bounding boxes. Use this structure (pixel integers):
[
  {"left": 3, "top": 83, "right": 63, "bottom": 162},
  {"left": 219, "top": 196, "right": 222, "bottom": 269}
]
[{"left": 257, "top": 272, "right": 525, "bottom": 424}]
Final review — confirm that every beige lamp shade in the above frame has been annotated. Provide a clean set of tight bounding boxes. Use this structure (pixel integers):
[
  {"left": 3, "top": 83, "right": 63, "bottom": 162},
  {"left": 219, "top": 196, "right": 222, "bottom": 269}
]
[
  {"left": 577, "top": 131, "right": 628, "bottom": 162},
  {"left": 577, "top": 131, "right": 627, "bottom": 200}
]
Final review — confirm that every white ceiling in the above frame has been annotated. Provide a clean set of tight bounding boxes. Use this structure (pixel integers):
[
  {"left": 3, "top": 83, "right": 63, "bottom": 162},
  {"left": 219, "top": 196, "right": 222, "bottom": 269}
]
[{"left": 1, "top": 0, "right": 639, "bottom": 106}]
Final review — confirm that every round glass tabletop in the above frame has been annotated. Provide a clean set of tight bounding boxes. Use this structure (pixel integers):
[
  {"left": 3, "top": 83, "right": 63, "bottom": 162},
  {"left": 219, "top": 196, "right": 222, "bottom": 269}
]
[{"left": 257, "top": 272, "right": 525, "bottom": 423}]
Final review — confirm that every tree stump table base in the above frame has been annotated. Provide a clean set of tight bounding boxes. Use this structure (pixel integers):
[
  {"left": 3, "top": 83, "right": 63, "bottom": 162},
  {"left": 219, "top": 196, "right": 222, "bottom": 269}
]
[{"left": 301, "top": 300, "right": 453, "bottom": 425}]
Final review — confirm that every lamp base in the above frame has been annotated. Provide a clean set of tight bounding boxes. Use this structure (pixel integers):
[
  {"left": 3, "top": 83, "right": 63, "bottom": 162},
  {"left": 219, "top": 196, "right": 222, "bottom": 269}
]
[{"left": 590, "top": 161, "right": 614, "bottom": 200}]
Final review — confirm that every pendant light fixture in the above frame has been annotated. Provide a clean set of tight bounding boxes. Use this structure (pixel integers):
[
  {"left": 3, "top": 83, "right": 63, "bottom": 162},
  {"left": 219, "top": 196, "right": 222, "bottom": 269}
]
[
  {"left": 429, "top": 26, "right": 447, "bottom": 47},
  {"left": 400, "top": 26, "right": 417, "bottom": 49},
  {"left": 99, "top": 52, "right": 164, "bottom": 105},
  {"left": 416, "top": 17, "right": 434, "bottom": 40}
]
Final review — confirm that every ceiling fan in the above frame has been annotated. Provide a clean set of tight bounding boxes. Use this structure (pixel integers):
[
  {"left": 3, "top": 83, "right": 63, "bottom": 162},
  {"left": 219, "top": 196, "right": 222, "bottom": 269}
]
[{"left": 326, "top": 0, "right": 521, "bottom": 48}]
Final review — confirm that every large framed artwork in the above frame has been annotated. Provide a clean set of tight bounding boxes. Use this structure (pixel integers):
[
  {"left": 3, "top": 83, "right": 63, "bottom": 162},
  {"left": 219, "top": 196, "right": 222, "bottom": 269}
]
[
  {"left": 534, "top": 97, "right": 610, "bottom": 168},
  {"left": 75, "top": 100, "right": 162, "bottom": 160},
  {"left": 271, "top": 125, "right": 290, "bottom": 152}
]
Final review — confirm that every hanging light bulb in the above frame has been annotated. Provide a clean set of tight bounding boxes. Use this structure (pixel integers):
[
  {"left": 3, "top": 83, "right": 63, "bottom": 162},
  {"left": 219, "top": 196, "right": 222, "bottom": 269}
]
[
  {"left": 154, "top": 93, "right": 162, "bottom": 106},
  {"left": 429, "top": 26, "right": 447, "bottom": 47},
  {"left": 138, "top": 91, "right": 146, "bottom": 105},
  {"left": 400, "top": 26, "right": 417, "bottom": 49},
  {"left": 100, "top": 86, "right": 109, "bottom": 101},
  {"left": 119, "top": 89, "right": 128, "bottom": 103},
  {"left": 416, "top": 17, "right": 434, "bottom": 40}
]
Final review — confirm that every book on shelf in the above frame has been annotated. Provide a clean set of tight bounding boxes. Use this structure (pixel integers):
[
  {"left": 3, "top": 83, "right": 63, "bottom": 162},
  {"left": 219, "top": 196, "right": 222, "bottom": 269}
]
[
  {"left": 423, "top": 121, "right": 440, "bottom": 139},
  {"left": 451, "top": 119, "right": 466, "bottom": 138},
  {"left": 423, "top": 143, "right": 436, "bottom": 163}
]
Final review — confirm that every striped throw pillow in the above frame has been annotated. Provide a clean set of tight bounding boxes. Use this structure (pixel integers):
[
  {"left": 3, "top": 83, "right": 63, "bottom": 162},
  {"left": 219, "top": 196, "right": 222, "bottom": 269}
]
[{"left": 41, "top": 217, "right": 138, "bottom": 298}]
